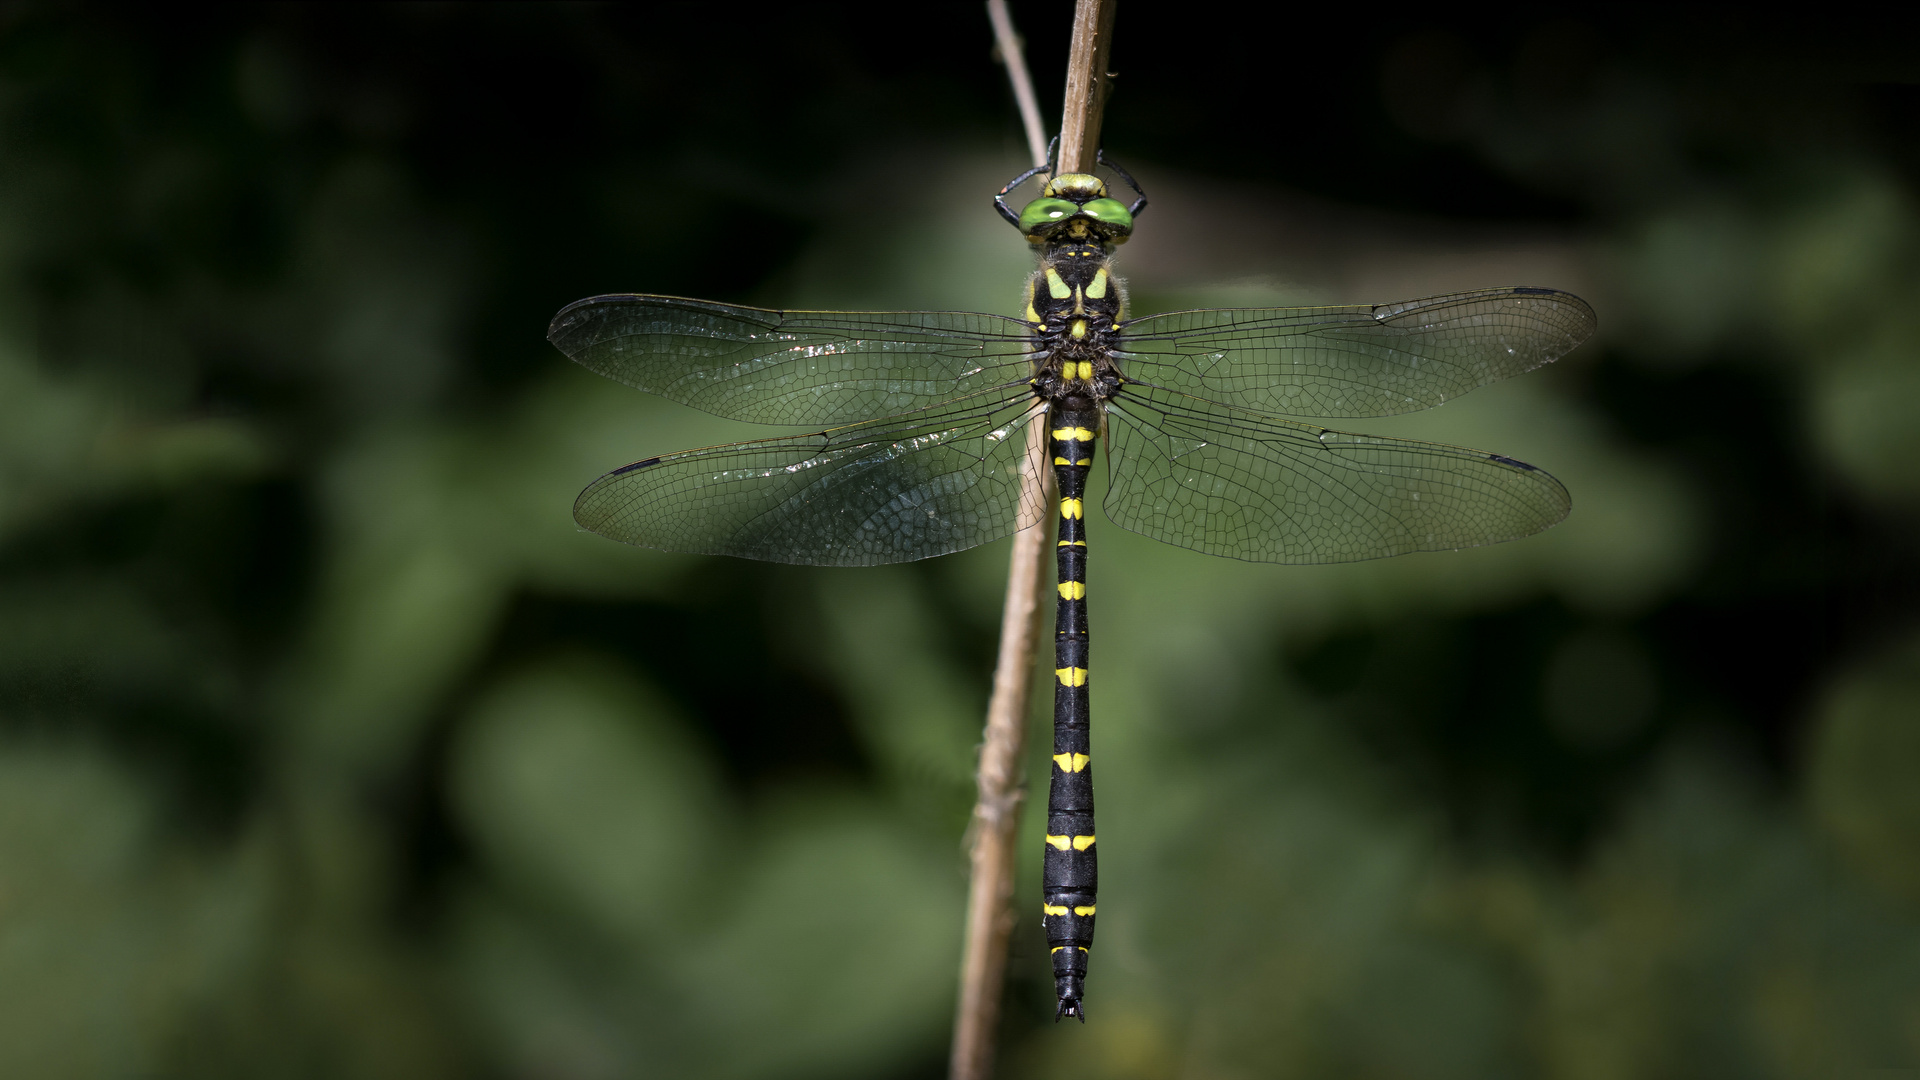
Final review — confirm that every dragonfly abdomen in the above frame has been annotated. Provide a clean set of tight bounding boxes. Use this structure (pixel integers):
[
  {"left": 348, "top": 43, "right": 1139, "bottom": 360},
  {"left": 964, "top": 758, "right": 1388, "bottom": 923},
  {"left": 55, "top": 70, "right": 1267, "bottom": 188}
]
[{"left": 1044, "top": 407, "right": 1099, "bottom": 1021}]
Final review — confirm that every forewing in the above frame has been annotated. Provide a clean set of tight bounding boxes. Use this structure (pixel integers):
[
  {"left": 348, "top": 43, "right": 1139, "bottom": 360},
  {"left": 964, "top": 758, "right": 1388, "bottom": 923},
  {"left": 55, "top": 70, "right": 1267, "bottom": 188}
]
[
  {"left": 1102, "top": 384, "right": 1570, "bottom": 564},
  {"left": 1119, "top": 287, "right": 1594, "bottom": 418},
  {"left": 549, "top": 294, "right": 1039, "bottom": 426},
  {"left": 574, "top": 390, "right": 1048, "bottom": 566}
]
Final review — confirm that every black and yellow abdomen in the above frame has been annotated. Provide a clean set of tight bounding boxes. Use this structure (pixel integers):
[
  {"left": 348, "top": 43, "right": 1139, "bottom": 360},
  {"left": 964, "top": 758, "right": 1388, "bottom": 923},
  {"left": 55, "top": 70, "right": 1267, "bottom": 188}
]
[{"left": 1042, "top": 410, "right": 1099, "bottom": 1018}]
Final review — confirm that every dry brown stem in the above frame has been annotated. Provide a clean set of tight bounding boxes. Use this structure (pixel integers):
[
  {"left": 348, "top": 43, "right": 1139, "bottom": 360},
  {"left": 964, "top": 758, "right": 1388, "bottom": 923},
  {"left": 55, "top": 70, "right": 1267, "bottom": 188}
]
[
  {"left": 951, "top": 3, "right": 1117, "bottom": 1078},
  {"left": 1056, "top": 0, "right": 1117, "bottom": 174}
]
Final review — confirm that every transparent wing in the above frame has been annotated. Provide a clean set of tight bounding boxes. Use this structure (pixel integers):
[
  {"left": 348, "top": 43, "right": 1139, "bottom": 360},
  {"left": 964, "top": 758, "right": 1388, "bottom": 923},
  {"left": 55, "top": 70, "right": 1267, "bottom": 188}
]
[
  {"left": 1118, "top": 287, "right": 1595, "bottom": 418},
  {"left": 1101, "top": 383, "right": 1570, "bottom": 564},
  {"left": 549, "top": 294, "right": 1039, "bottom": 427},
  {"left": 574, "top": 390, "right": 1048, "bottom": 566}
]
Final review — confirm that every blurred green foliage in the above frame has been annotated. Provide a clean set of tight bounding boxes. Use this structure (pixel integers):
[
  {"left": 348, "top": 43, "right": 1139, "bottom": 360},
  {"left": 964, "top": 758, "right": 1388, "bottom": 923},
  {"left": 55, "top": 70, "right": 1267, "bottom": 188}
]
[{"left": 0, "top": 6, "right": 1917, "bottom": 1079}]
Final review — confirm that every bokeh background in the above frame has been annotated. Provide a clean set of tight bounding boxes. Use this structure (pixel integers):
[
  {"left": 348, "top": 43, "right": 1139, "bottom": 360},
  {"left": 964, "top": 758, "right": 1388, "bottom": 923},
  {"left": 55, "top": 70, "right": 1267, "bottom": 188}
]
[{"left": 2, "top": 4, "right": 1918, "bottom": 1077}]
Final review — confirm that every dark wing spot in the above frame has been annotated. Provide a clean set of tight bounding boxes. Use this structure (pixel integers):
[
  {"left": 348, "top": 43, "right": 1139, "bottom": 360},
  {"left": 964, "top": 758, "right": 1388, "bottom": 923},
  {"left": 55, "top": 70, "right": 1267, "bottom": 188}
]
[
  {"left": 1488, "top": 453, "right": 1538, "bottom": 471},
  {"left": 612, "top": 457, "right": 663, "bottom": 475},
  {"left": 1509, "top": 286, "right": 1559, "bottom": 296}
]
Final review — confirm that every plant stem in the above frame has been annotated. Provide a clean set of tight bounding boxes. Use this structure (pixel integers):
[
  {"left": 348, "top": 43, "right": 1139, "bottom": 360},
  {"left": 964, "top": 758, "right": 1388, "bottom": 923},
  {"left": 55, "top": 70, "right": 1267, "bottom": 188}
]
[
  {"left": 952, "top": 3, "right": 1117, "bottom": 1078},
  {"left": 986, "top": 0, "right": 1050, "bottom": 170},
  {"left": 1056, "top": 0, "right": 1117, "bottom": 174}
]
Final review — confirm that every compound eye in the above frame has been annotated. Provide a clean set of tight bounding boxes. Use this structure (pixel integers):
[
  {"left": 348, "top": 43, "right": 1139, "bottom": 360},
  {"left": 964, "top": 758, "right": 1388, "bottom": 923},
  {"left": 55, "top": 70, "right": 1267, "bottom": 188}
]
[
  {"left": 1078, "top": 198, "right": 1134, "bottom": 233},
  {"left": 1019, "top": 197, "right": 1080, "bottom": 234}
]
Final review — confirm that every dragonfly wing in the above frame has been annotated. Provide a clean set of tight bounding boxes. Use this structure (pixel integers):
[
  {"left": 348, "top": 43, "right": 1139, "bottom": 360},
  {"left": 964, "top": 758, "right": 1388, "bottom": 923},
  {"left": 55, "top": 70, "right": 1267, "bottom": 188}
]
[
  {"left": 549, "top": 294, "right": 1039, "bottom": 426},
  {"left": 1102, "top": 384, "right": 1570, "bottom": 564},
  {"left": 1119, "top": 287, "right": 1595, "bottom": 418},
  {"left": 574, "top": 390, "right": 1048, "bottom": 566}
]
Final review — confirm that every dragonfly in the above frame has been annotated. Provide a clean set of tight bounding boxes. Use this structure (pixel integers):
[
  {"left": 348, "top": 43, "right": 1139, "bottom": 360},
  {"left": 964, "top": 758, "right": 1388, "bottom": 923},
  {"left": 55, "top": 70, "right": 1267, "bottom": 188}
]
[{"left": 547, "top": 153, "right": 1595, "bottom": 1021}]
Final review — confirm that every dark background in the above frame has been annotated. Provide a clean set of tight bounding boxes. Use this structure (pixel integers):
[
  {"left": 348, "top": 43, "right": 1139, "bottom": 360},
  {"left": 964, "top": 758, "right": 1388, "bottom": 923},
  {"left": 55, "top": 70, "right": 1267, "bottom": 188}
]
[{"left": 2, "top": 3, "right": 1918, "bottom": 1077}]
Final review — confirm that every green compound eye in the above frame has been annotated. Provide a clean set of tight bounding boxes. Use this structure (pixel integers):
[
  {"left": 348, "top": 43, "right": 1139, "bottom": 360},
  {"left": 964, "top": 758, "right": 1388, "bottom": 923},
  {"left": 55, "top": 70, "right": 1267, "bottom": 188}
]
[
  {"left": 1019, "top": 197, "right": 1080, "bottom": 234},
  {"left": 1078, "top": 198, "right": 1133, "bottom": 233}
]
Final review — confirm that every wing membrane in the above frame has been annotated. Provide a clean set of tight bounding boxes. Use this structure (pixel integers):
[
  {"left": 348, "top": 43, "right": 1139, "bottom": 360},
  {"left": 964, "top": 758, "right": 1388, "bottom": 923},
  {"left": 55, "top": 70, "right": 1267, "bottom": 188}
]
[
  {"left": 1119, "top": 287, "right": 1595, "bottom": 419},
  {"left": 574, "top": 389, "right": 1047, "bottom": 566},
  {"left": 549, "top": 294, "right": 1039, "bottom": 426},
  {"left": 1102, "top": 383, "right": 1570, "bottom": 564}
]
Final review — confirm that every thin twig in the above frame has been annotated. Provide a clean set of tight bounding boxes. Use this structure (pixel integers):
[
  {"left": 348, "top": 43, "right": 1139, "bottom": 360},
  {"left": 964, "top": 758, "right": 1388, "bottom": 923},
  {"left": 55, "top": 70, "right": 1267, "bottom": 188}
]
[
  {"left": 949, "top": 421, "right": 1049, "bottom": 1080},
  {"left": 952, "top": 11, "right": 1052, "bottom": 1080},
  {"left": 952, "top": 4, "right": 1117, "bottom": 1078},
  {"left": 986, "top": 0, "right": 1049, "bottom": 170}
]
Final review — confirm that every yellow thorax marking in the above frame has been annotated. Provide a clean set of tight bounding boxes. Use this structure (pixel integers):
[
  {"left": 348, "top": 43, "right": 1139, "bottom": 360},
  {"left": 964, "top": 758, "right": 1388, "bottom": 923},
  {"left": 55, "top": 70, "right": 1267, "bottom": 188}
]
[
  {"left": 1055, "top": 667, "right": 1088, "bottom": 686},
  {"left": 1073, "top": 904, "right": 1096, "bottom": 916},
  {"left": 1058, "top": 581, "right": 1085, "bottom": 600},
  {"left": 1070, "top": 318, "right": 1087, "bottom": 339},
  {"left": 1053, "top": 427, "right": 1095, "bottom": 441},
  {"left": 1073, "top": 285, "right": 1085, "bottom": 316},
  {"left": 1042, "top": 903, "right": 1069, "bottom": 916},
  {"left": 1072, "top": 835, "right": 1096, "bottom": 851},
  {"left": 1051, "top": 752, "right": 1090, "bottom": 773},
  {"left": 1045, "top": 834, "right": 1071, "bottom": 850},
  {"left": 1045, "top": 268, "right": 1072, "bottom": 299},
  {"left": 1086, "top": 267, "right": 1110, "bottom": 299}
]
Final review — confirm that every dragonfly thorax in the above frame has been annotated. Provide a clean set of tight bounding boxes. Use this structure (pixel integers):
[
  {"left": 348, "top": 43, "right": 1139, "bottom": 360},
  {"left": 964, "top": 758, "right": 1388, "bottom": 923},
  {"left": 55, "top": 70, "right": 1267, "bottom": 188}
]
[
  {"left": 1032, "top": 350, "right": 1121, "bottom": 412},
  {"left": 1027, "top": 248, "right": 1125, "bottom": 409}
]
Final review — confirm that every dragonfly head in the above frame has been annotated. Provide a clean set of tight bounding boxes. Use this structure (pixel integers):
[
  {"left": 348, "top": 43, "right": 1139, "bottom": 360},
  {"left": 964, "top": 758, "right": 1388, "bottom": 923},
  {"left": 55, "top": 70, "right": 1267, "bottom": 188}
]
[
  {"left": 1043, "top": 173, "right": 1108, "bottom": 201},
  {"left": 1018, "top": 173, "right": 1134, "bottom": 244}
]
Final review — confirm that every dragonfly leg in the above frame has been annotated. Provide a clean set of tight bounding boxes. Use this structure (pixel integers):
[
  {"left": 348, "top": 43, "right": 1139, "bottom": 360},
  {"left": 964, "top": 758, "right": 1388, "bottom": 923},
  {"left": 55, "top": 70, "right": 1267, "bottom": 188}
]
[
  {"left": 1096, "top": 149, "right": 1149, "bottom": 218},
  {"left": 995, "top": 136, "right": 1061, "bottom": 229}
]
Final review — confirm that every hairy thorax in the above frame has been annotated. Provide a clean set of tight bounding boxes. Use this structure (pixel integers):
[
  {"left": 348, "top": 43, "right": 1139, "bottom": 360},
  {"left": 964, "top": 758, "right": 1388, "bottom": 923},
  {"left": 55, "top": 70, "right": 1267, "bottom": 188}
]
[{"left": 1027, "top": 231, "right": 1126, "bottom": 413}]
